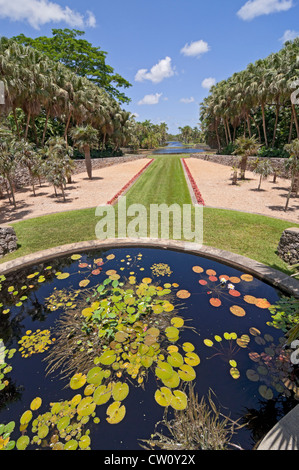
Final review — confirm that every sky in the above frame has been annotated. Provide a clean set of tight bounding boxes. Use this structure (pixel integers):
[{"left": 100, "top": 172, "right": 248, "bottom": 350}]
[{"left": 0, "top": 0, "right": 298, "bottom": 134}]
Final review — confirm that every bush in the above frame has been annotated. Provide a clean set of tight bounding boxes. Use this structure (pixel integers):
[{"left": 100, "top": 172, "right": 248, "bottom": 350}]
[
  {"left": 258, "top": 147, "right": 289, "bottom": 159},
  {"left": 219, "top": 142, "right": 236, "bottom": 155}
]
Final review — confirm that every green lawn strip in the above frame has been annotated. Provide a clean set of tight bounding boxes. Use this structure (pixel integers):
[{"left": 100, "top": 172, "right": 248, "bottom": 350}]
[{"left": 1, "top": 154, "right": 298, "bottom": 278}]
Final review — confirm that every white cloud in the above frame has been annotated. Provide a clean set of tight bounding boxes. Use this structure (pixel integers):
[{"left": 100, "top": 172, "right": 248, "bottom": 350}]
[
  {"left": 135, "top": 57, "right": 175, "bottom": 84},
  {"left": 138, "top": 93, "right": 163, "bottom": 105},
  {"left": 180, "top": 97, "right": 195, "bottom": 103},
  {"left": 280, "top": 29, "right": 299, "bottom": 42},
  {"left": 0, "top": 0, "right": 96, "bottom": 29},
  {"left": 202, "top": 77, "right": 216, "bottom": 89},
  {"left": 237, "top": 0, "right": 294, "bottom": 21},
  {"left": 180, "top": 40, "right": 210, "bottom": 58}
]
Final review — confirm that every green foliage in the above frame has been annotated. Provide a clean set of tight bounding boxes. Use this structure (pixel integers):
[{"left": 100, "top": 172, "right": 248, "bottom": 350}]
[
  {"left": 258, "top": 146, "right": 289, "bottom": 159},
  {"left": 12, "top": 29, "right": 132, "bottom": 104},
  {"left": 268, "top": 296, "right": 299, "bottom": 341}
]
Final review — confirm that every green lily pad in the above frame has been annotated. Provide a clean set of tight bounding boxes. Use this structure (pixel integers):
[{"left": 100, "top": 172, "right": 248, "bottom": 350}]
[
  {"left": 170, "top": 390, "right": 188, "bottom": 410},
  {"left": 64, "top": 439, "right": 79, "bottom": 450},
  {"left": 167, "top": 352, "right": 184, "bottom": 368},
  {"left": 70, "top": 373, "right": 87, "bottom": 390},
  {"left": 93, "top": 385, "right": 112, "bottom": 405},
  {"left": 77, "top": 397, "right": 96, "bottom": 417},
  {"left": 16, "top": 435, "right": 30, "bottom": 450},
  {"left": 259, "top": 385, "right": 274, "bottom": 400},
  {"left": 161, "top": 370, "right": 180, "bottom": 388},
  {"left": 106, "top": 401, "right": 126, "bottom": 424},
  {"left": 99, "top": 350, "right": 117, "bottom": 365},
  {"left": 154, "top": 387, "right": 173, "bottom": 407},
  {"left": 246, "top": 369, "right": 260, "bottom": 382},
  {"left": 79, "top": 435, "right": 91, "bottom": 450},
  {"left": 184, "top": 352, "right": 200, "bottom": 367},
  {"left": 155, "top": 361, "right": 174, "bottom": 380},
  {"left": 112, "top": 382, "right": 129, "bottom": 401},
  {"left": 86, "top": 367, "right": 105, "bottom": 385},
  {"left": 178, "top": 364, "right": 196, "bottom": 382}
]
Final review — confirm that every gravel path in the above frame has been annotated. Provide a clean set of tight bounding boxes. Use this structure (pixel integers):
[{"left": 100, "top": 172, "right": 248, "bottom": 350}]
[
  {"left": 0, "top": 158, "right": 150, "bottom": 224},
  {"left": 1, "top": 156, "right": 298, "bottom": 225},
  {"left": 186, "top": 158, "right": 299, "bottom": 223}
]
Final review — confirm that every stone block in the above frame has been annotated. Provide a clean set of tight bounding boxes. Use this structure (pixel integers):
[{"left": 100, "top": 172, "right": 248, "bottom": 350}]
[{"left": 277, "top": 227, "right": 299, "bottom": 265}]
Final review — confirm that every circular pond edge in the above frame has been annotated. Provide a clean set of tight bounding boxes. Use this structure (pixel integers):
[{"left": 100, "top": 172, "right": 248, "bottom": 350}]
[
  {"left": 1, "top": 237, "right": 299, "bottom": 450},
  {"left": 0, "top": 238, "right": 298, "bottom": 298}
]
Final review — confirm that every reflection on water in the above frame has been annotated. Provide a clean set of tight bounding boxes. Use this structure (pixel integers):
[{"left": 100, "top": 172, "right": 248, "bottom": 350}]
[{"left": 153, "top": 141, "right": 205, "bottom": 154}]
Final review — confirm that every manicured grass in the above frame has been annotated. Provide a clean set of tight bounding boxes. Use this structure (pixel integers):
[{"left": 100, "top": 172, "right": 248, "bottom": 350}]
[{"left": 1, "top": 154, "right": 298, "bottom": 278}]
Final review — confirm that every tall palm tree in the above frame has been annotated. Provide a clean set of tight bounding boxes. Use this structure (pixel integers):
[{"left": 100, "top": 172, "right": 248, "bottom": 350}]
[
  {"left": 233, "top": 135, "right": 261, "bottom": 180},
  {"left": 69, "top": 124, "right": 99, "bottom": 179}
]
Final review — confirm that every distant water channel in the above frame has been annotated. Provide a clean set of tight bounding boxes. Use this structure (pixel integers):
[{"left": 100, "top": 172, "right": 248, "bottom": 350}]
[{"left": 153, "top": 141, "right": 206, "bottom": 155}]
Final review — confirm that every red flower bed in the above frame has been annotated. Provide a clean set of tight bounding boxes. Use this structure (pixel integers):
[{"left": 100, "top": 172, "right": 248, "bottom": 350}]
[
  {"left": 182, "top": 158, "right": 205, "bottom": 206},
  {"left": 107, "top": 159, "right": 154, "bottom": 205}
]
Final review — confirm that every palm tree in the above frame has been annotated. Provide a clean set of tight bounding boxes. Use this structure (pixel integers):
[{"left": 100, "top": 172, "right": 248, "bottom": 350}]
[
  {"left": 14, "top": 139, "right": 40, "bottom": 195},
  {"left": 233, "top": 135, "right": 261, "bottom": 180},
  {"left": 253, "top": 159, "right": 273, "bottom": 190},
  {"left": 284, "top": 139, "right": 299, "bottom": 211},
  {"left": 69, "top": 124, "right": 99, "bottom": 179}
]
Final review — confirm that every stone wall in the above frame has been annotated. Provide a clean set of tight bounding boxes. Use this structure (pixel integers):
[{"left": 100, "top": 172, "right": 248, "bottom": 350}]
[
  {"left": 192, "top": 153, "right": 291, "bottom": 179},
  {"left": 277, "top": 227, "right": 299, "bottom": 265},
  {"left": 12, "top": 154, "right": 147, "bottom": 189},
  {"left": 0, "top": 227, "right": 18, "bottom": 258}
]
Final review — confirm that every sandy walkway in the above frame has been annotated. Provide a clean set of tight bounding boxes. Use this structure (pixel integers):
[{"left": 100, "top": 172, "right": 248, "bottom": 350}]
[
  {"left": 186, "top": 158, "right": 299, "bottom": 223},
  {"left": 0, "top": 158, "right": 150, "bottom": 224}
]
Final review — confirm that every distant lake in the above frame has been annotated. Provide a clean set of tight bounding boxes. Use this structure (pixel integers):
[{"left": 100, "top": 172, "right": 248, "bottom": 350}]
[{"left": 153, "top": 141, "right": 206, "bottom": 155}]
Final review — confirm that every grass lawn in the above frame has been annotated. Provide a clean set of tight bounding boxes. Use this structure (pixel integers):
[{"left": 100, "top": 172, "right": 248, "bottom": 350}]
[{"left": 1, "top": 155, "right": 298, "bottom": 277}]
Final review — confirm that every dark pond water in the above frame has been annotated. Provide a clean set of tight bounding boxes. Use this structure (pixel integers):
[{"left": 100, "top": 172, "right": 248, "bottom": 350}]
[
  {"left": 0, "top": 247, "right": 297, "bottom": 451},
  {"left": 153, "top": 141, "right": 205, "bottom": 154}
]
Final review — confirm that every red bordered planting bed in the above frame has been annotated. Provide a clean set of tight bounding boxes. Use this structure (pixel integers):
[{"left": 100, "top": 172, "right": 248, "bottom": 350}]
[
  {"left": 107, "top": 159, "right": 154, "bottom": 205},
  {"left": 181, "top": 158, "right": 205, "bottom": 206}
]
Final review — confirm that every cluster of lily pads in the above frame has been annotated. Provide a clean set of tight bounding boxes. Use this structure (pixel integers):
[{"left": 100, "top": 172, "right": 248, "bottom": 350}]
[{"left": 0, "top": 251, "right": 298, "bottom": 451}]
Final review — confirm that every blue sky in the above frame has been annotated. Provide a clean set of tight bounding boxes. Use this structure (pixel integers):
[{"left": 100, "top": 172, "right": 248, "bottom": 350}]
[{"left": 0, "top": 0, "right": 298, "bottom": 133}]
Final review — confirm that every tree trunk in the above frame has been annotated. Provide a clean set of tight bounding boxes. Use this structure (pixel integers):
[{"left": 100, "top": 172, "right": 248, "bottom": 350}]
[
  {"left": 261, "top": 103, "right": 268, "bottom": 147},
  {"left": 61, "top": 185, "right": 66, "bottom": 202},
  {"left": 84, "top": 146, "right": 92, "bottom": 179},
  {"left": 272, "top": 103, "right": 280, "bottom": 147},
  {"left": 42, "top": 109, "right": 50, "bottom": 146},
  {"left": 285, "top": 173, "right": 295, "bottom": 212},
  {"left": 258, "top": 174, "right": 262, "bottom": 190},
  {"left": 239, "top": 156, "right": 247, "bottom": 180},
  {"left": 7, "top": 176, "right": 16, "bottom": 208},
  {"left": 226, "top": 118, "right": 232, "bottom": 142},
  {"left": 291, "top": 103, "right": 299, "bottom": 139},
  {"left": 288, "top": 110, "right": 294, "bottom": 144},
  {"left": 25, "top": 111, "right": 31, "bottom": 140},
  {"left": 64, "top": 110, "right": 73, "bottom": 144},
  {"left": 246, "top": 113, "right": 251, "bottom": 138},
  {"left": 223, "top": 118, "right": 228, "bottom": 146},
  {"left": 13, "top": 108, "right": 20, "bottom": 139}
]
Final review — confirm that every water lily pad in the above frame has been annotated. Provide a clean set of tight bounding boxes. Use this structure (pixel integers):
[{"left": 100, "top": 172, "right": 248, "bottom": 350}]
[
  {"left": 38, "top": 424, "right": 49, "bottom": 439},
  {"left": 178, "top": 364, "right": 196, "bottom": 381},
  {"left": 203, "top": 339, "right": 214, "bottom": 347},
  {"left": 246, "top": 369, "right": 260, "bottom": 382},
  {"left": 106, "top": 401, "right": 126, "bottom": 424},
  {"left": 244, "top": 295, "right": 257, "bottom": 304},
  {"left": 79, "top": 279, "right": 90, "bottom": 288},
  {"left": 99, "top": 350, "right": 117, "bottom": 365},
  {"left": 230, "top": 305, "right": 246, "bottom": 317},
  {"left": 170, "top": 390, "right": 188, "bottom": 410},
  {"left": 20, "top": 410, "right": 32, "bottom": 425},
  {"left": 112, "top": 382, "right": 129, "bottom": 401},
  {"left": 210, "top": 298, "right": 221, "bottom": 307},
  {"left": 184, "top": 352, "right": 200, "bottom": 367},
  {"left": 155, "top": 361, "right": 174, "bottom": 380},
  {"left": 230, "top": 367, "right": 240, "bottom": 379},
  {"left": 249, "top": 327, "right": 261, "bottom": 336},
  {"left": 30, "top": 397, "right": 42, "bottom": 411},
  {"left": 241, "top": 274, "right": 253, "bottom": 282},
  {"left": 259, "top": 385, "right": 273, "bottom": 400},
  {"left": 171, "top": 317, "right": 184, "bottom": 328},
  {"left": 176, "top": 290, "right": 191, "bottom": 299},
  {"left": 165, "top": 326, "right": 180, "bottom": 340},
  {"left": 70, "top": 373, "right": 87, "bottom": 390},
  {"left": 56, "top": 272, "right": 70, "bottom": 280},
  {"left": 154, "top": 387, "right": 173, "bottom": 407},
  {"left": 16, "top": 435, "right": 30, "bottom": 450},
  {"left": 182, "top": 342, "right": 195, "bottom": 352},
  {"left": 167, "top": 352, "right": 184, "bottom": 368},
  {"left": 161, "top": 370, "right": 180, "bottom": 388},
  {"left": 86, "top": 367, "right": 105, "bottom": 385},
  {"left": 236, "top": 335, "right": 250, "bottom": 348},
  {"left": 79, "top": 435, "right": 91, "bottom": 450},
  {"left": 255, "top": 298, "right": 271, "bottom": 309},
  {"left": 93, "top": 385, "right": 112, "bottom": 405},
  {"left": 57, "top": 416, "right": 70, "bottom": 431},
  {"left": 141, "top": 355, "right": 154, "bottom": 368},
  {"left": 71, "top": 254, "right": 82, "bottom": 260},
  {"left": 77, "top": 397, "right": 96, "bottom": 417},
  {"left": 64, "top": 439, "right": 79, "bottom": 450},
  {"left": 192, "top": 266, "right": 204, "bottom": 273}
]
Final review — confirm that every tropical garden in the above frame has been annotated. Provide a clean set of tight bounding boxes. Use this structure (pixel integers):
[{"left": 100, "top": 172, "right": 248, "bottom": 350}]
[{"left": 199, "top": 38, "right": 299, "bottom": 155}]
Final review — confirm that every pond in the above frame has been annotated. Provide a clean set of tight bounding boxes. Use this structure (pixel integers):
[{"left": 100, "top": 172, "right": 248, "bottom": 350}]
[
  {"left": 0, "top": 246, "right": 298, "bottom": 451},
  {"left": 153, "top": 141, "right": 206, "bottom": 154}
]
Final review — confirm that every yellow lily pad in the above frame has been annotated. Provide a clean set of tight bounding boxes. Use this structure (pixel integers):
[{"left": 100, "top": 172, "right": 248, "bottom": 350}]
[
  {"left": 170, "top": 390, "right": 188, "bottom": 410},
  {"left": 106, "top": 401, "right": 126, "bottom": 424},
  {"left": 154, "top": 387, "right": 173, "bottom": 407}
]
